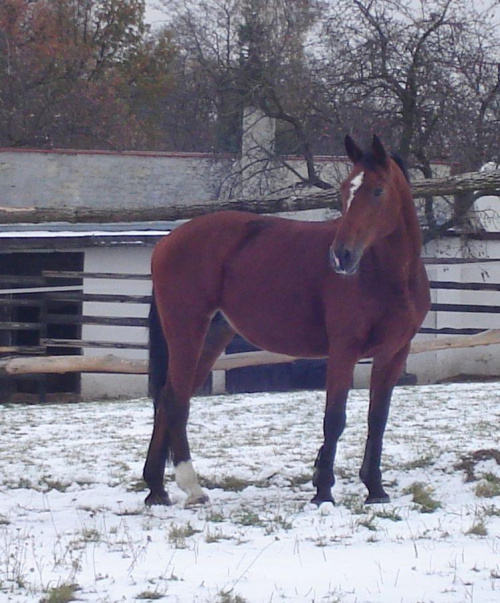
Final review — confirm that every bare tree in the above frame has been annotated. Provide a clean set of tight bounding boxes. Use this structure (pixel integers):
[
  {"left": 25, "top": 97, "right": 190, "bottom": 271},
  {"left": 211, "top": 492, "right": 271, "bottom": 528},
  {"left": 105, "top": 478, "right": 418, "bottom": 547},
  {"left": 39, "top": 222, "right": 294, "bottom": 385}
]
[
  {"left": 317, "top": 0, "right": 500, "bottom": 239},
  {"left": 157, "top": 0, "right": 333, "bottom": 191}
]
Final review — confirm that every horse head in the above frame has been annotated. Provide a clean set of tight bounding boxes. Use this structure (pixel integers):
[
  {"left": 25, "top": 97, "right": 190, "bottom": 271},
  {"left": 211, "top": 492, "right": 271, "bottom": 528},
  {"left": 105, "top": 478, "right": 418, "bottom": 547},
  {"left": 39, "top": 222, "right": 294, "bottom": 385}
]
[{"left": 330, "top": 135, "right": 408, "bottom": 276}]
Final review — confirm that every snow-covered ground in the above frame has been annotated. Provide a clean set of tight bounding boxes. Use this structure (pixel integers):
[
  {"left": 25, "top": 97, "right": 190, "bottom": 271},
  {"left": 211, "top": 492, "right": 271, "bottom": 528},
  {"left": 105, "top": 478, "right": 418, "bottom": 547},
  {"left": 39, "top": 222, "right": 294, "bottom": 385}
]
[{"left": 1, "top": 382, "right": 499, "bottom": 602}]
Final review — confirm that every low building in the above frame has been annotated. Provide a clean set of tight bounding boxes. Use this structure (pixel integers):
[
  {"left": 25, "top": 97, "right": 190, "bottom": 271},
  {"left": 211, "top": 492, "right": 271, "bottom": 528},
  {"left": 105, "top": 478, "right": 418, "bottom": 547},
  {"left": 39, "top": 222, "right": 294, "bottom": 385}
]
[{"left": 1, "top": 145, "right": 499, "bottom": 401}]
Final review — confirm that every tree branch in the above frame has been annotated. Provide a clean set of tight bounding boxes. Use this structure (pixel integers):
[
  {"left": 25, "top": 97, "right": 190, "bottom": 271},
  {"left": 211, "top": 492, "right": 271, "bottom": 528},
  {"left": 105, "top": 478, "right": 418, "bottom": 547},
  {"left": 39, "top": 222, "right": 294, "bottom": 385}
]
[{"left": 1, "top": 168, "right": 499, "bottom": 225}]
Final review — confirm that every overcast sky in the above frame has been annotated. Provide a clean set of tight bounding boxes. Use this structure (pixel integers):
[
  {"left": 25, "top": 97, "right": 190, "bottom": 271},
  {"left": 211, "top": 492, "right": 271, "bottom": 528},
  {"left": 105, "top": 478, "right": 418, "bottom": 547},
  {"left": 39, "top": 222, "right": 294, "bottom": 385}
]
[
  {"left": 144, "top": 0, "right": 500, "bottom": 29},
  {"left": 145, "top": 1, "right": 169, "bottom": 27}
]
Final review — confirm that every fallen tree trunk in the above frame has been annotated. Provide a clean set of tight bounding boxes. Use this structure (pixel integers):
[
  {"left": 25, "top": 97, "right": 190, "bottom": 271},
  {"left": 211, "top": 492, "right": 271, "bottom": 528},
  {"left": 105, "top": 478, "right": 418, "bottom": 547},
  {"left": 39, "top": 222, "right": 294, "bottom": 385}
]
[
  {"left": 1, "top": 169, "right": 499, "bottom": 225},
  {"left": 1, "top": 330, "right": 499, "bottom": 376}
]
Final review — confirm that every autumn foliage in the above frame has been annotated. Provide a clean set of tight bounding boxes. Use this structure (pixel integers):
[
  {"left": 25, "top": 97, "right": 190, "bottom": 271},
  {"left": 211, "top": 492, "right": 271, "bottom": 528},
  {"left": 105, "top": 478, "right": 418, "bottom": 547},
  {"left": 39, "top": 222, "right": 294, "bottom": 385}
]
[{"left": 0, "top": 0, "right": 175, "bottom": 149}]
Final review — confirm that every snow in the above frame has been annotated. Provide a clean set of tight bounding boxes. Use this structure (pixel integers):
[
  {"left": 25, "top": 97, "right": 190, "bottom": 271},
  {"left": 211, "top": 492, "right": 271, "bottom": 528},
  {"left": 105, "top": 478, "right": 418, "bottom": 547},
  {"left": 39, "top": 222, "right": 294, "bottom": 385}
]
[{"left": 1, "top": 382, "right": 500, "bottom": 602}]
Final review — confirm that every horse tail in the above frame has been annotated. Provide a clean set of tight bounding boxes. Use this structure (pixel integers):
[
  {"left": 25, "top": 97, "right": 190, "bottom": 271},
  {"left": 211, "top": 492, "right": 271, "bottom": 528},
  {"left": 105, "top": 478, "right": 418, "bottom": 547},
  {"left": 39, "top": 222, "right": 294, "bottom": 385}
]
[{"left": 148, "top": 290, "right": 168, "bottom": 405}]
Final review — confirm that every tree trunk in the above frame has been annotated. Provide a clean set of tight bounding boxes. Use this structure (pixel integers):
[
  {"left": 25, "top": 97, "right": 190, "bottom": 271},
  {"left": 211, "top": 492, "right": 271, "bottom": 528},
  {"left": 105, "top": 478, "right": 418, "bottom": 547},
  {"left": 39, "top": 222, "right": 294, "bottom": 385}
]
[{"left": 1, "top": 169, "right": 499, "bottom": 225}]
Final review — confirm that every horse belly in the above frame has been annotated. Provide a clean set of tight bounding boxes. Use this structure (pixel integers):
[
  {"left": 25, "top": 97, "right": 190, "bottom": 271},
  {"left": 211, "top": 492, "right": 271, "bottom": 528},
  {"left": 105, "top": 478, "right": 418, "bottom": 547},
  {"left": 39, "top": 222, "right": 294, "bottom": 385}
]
[{"left": 220, "top": 280, "right": 329, "bottom": 358}]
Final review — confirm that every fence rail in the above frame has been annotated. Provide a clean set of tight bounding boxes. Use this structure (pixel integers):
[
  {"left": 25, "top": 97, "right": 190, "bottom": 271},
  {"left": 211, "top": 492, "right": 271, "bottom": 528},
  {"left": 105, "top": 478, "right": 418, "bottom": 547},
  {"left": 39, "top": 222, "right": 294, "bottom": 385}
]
[{"left": 1, "top": 270, "right": 499, "bottom": 386}]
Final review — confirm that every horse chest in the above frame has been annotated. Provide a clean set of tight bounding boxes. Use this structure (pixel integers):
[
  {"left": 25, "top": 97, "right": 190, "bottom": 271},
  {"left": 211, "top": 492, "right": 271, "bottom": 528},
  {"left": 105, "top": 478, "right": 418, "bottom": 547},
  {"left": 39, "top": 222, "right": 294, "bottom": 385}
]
[{"left": 324, "top": 275, "right": 420, "bottom": 356}]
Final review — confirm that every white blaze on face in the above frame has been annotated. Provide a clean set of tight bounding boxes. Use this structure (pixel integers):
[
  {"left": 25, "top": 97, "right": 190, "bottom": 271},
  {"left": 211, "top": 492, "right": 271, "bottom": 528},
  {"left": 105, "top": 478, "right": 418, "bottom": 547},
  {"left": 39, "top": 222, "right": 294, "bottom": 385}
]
[{"left": 346, "top": 171, "right": 364, "bottom": 211}]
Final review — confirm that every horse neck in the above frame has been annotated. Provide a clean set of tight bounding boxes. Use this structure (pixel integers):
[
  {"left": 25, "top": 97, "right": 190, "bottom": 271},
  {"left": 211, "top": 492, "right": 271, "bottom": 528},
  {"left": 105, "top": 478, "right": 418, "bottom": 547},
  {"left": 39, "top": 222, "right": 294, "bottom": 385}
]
[{"left": 372, "top": 186, "right": 423, "bottom": 283}]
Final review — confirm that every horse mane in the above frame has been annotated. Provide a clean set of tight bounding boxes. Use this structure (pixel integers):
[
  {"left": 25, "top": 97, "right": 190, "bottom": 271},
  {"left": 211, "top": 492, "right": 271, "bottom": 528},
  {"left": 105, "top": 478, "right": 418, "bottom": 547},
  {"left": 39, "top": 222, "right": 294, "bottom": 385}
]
[{"left": 389, "top": 152, "right": 410, "bottom": 183}]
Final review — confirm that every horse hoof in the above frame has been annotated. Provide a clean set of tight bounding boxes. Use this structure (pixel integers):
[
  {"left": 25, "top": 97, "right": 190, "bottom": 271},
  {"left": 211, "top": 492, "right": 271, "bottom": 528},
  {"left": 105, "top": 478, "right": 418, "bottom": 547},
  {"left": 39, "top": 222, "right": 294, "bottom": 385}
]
[
  {"left": 365, "top": 494, "right": 390, "bottom": 505},
  {"left": 145, "top": 491, "right": 172, "bottom": 506},
  {"left": 310, "top": 493, "right": 335, "bottom": 507},
  {"left": 184, "top": 492, "right": 210, "bottom": 507}
]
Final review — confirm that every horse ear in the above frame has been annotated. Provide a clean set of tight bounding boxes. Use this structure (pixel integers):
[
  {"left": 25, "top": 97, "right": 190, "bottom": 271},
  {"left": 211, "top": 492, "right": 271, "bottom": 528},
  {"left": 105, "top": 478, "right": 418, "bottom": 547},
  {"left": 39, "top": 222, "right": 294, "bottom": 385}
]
[
  {"left": 372, "top": 135, "right": 387, "bottom": 164},
  {"left": 345, "top": 135, "right": 363, "bottom": 163}
]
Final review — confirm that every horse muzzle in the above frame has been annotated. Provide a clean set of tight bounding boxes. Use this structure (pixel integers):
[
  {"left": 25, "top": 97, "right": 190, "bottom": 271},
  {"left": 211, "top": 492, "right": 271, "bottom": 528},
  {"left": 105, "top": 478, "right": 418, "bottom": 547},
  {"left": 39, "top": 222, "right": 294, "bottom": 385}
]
[{"left": 329, "top": 243, "right": 362, "bottom": 276}]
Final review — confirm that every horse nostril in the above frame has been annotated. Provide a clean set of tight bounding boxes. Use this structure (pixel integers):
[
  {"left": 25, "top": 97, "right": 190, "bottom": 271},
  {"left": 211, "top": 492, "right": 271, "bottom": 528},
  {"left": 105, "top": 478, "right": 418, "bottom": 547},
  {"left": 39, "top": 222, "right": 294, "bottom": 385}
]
[
  {"left": 330, "top": 243, "right": 358, "bottom": 275},
  {"left": 340, "top": 246, "right": 351, "bottom": 266},
  {"left": 334, "top": 244, "right": 351, "bottom": 270}
]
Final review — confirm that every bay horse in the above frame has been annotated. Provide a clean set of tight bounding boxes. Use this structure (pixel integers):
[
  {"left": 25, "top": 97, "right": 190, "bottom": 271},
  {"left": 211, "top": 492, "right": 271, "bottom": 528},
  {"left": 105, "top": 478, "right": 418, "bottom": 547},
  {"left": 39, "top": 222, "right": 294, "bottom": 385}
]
[{"left": 144, "top": 135, "right": 430, "bottom": 507}]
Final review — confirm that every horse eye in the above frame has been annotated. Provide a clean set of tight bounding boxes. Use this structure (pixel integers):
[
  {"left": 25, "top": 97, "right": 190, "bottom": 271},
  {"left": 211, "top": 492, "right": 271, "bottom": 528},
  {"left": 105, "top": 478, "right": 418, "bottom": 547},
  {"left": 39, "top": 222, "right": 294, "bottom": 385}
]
[{"left": 373, "top": 187, "right": 384, "bottom": 198}]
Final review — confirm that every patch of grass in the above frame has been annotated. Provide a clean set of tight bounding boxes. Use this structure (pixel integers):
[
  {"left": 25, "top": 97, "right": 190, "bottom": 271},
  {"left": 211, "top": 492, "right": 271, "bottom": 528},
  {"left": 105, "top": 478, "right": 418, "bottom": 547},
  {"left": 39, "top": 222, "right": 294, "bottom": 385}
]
[
  {"left": 481, "top": 504, "right": 500, "bottom": 517},
  {"left": 233, "top": 509, "right": 265, "bottom": 528},
  {"left": 356, "top": 514, "right": 378, "bottom": 532},
  {"left": 127, "top": 479, "right": 148, "bottom": 493},
  {"left": 402, "top": 454, "right": 436, "bottom": 470},
  {"left": 205, "top": 510, "right": 226, "bottom": 523},
  {"left": 167, "top": 522, "right": 200, "bottom": 548},
  {"left": 205, "top": 527, "right": 234, "bottom": 544},
  {"left": 13, "top": 477, "right": 33, "bottom": 490},
  {"left": 475, "top": 473, "right": 500, "bottom": 498},
  {"left": 288, "top": 473, "right": 312, "bottom": 488},
  {"left": 216, "top": 590, "right": 248, "bottom": 603},
  {"left": 342, "top": 494, "right": 368, "bottom": 515},
  {"left": 455, "top": 449, "right": 500, "bottom": 482},
  {"left": 466, "top": 520, "right": 488, "bottom": 536},
  {"left": 200, "top": 475, "right": 251, "bottom": 492},
  {"left": 403, "top": 482, "right": 441, "bottom": 513},
  {"left": 77, "top": 504, "right": 110, "bottom": 515},
  {"left": 42, "top": 478, "right": 71, "bottom": 493},
  {"left": 39, "top": 582, "right": 79, "bottom": 603},
  {"left": 373, "top": 507, "right": 403, "bottom": 522},
  {"left": 135, "top": 590, "right": 165, "bottom": 600},
  {"left": 115, "top": 506, "right": 143, "bottom": 517},
  {"left": 264, "top": 513, "right": 293, "bottom": 534},
  {"left": 80, "top": 527, "right": 101, "bottom": 542}
]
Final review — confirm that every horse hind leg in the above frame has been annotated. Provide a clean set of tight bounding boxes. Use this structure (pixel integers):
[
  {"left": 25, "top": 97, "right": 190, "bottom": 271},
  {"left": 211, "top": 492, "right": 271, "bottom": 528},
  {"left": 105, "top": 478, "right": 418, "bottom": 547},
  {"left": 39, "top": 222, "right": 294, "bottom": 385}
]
[
  {"left": 175, "top": 313, "right": 235, "bottom": 505},
  {"left": 144, "top": 312, "right": 235, "bottom": 507},
  {"left": 144, "top": 312, "right": 210, "bottom": 507},
  {"left": 192, "top": 312, "right": 236, "bottom": 393}
]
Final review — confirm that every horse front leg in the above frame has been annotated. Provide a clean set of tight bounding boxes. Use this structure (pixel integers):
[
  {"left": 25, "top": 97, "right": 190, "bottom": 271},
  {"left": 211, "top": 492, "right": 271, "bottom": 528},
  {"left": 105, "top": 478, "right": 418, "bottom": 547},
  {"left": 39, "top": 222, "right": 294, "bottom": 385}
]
[
  {"left": 311, "top": 352, "right": 357, "bottom": 506},
  {"left": 360, "top": 344, "right": 410, "bottom": 504}
]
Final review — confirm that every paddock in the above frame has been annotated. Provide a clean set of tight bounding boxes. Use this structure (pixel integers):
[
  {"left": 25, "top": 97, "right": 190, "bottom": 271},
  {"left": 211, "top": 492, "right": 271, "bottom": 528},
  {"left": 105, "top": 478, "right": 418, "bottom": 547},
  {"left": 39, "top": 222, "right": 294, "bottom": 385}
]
[{"left": 1, "top": 382, "right": 499, "bottom": 602}]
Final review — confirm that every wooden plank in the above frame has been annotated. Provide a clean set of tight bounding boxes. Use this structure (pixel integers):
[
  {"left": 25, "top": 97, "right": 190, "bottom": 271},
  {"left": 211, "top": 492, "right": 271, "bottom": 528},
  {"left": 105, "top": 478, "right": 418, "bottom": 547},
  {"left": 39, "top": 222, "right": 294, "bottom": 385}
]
[
  {"left": 41, "top": 338, "right": 148, "bottom": 350},
  {"left": 0, "top": 346, "right": 46, "bottom": 354},
  {"left": 0, "top": 298, "right": 43, "bottom": 308},
  {"left": 1, "top": 330, "right": 500, "bottom": 376},
  {"left": 46, "top": 292, "right": 152, "bottom": 304},
  {"left": 0, "top": 285, "right": 83, "bottom": 295},
  {"left": 0, "top": 322, "right": 41, "bottom": 330},
  {"left": 429, "top": 281, "right": 500, "bottom": 292},
  {"left": 431, "top": 303, "right": 500, "bottom": 314},
  {"left": 42, "top": 270, "right": 150, "bottom": 280},
  {"left": 46, "top": 315, "right": 148, "bottom": 327},
  {"left": 0, "top": 275, "right": 45, "bottom": 285},
  {"left": 419, "top": 327, "right": 485, "bottom": 335},
  {"left": 424, "top": 258, "right": 500, "bottom": 265}
]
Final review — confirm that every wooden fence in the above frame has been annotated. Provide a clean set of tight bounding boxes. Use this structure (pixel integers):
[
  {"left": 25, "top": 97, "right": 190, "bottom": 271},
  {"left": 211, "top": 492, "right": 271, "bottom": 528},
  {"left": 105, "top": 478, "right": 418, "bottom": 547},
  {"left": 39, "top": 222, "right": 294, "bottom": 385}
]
[{"left": 1, "top": 269, "right": 500, "bottom": 400}]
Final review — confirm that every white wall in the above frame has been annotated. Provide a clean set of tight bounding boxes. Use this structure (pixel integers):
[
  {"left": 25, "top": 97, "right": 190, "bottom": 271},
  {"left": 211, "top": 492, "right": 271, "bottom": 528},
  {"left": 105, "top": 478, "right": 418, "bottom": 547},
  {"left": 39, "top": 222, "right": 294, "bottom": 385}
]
[
  {"left": 420, "top": 237, "right": 500, "bottom": 384},
  {"left": 0, "top": 149, "right": 229, "bottom": 212},
  {"left": 79, "top": 235, "right": 500, "bottom": 399},
  {"left": 81, "top": 246, "right": 152, "bottom": 400}
]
